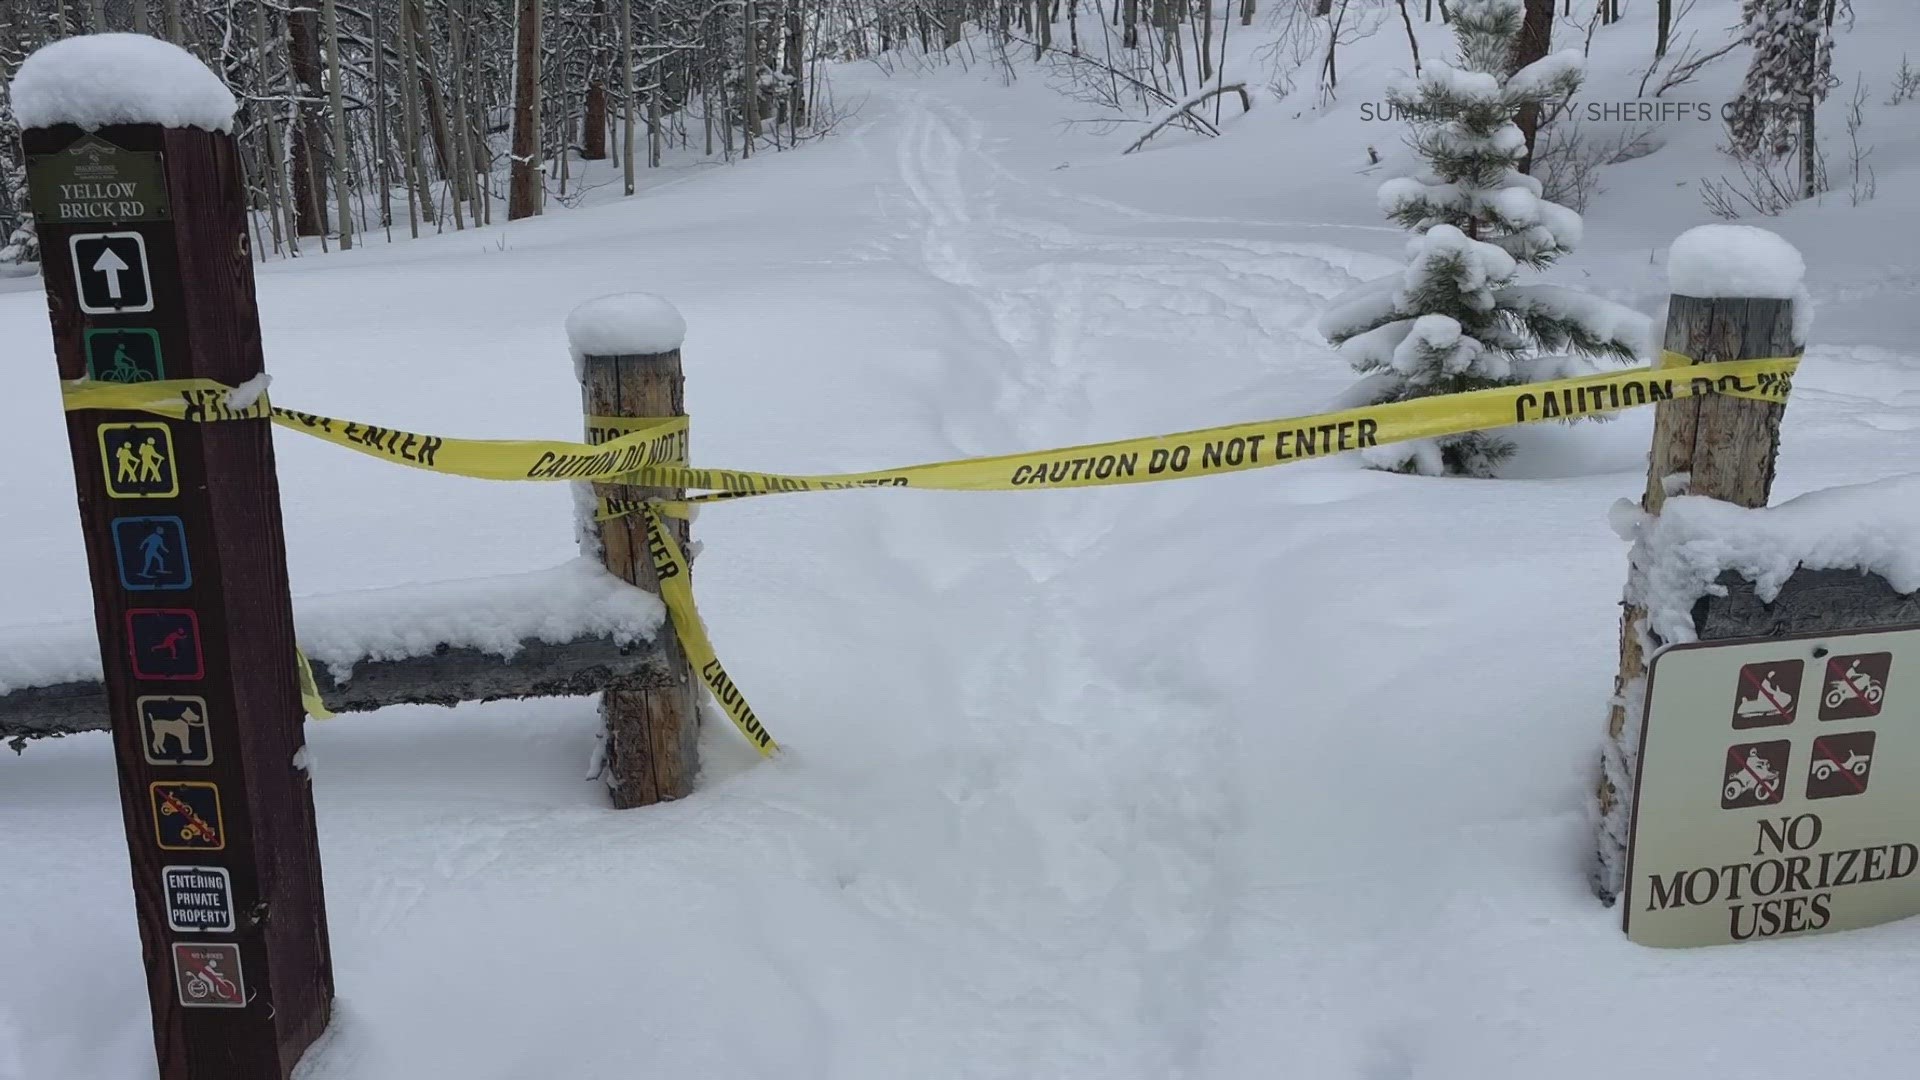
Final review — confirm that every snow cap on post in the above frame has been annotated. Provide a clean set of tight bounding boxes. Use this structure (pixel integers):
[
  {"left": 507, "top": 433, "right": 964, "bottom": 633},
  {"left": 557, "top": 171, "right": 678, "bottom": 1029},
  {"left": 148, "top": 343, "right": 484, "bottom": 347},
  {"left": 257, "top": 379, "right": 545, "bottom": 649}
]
[
  {"left": 566, "top": 292, "right": 687, "bottom": 377},
  {"left": 1667, "top": 225, "right": 1805, "bottom": 299},
  {"left": 10, "top": 34, "right": 236, "bottom": 133}
]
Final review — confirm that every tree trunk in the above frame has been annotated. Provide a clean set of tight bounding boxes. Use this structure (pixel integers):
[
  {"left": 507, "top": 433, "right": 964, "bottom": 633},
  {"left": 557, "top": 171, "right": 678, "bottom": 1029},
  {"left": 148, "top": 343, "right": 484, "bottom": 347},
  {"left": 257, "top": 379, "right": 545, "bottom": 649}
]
[
  {"left": 509, "top": 0, "right": 543, "bottom": 218},
  {"left": 1512, "top": 0, "right": 1554, "bottom": 173},
  {"left": 287, "top": 7, "right": 329, "bottom": 237},
  {"left": 408, "top": 0, "right": 458, "bottom": 192},
  {"left": 371, "top": 0, "right": 392, "bottom": 236},
  {"left": 622, "top": 0, "right": 637, "bottom": 187},
  {"left": 743, "top": 0, "right": 760, "bottom": 154},
  {"left": 1800, "top": 104, "right": 1819, "bottom": 200},
  {"left": 448, "top": 0, "right": 480, "bottom": 226},
  {"left": 647, "top": 4, "right": 663, "bottom": 167},
  {"left": 400, "top": 0, "right": 434, "bottom": 230},
  {"left": 1655, "top": 0, "right": 1672, "bottom": 59},
  {"left": 581, "top": 0, "right": 609, "bottom": 160},
  {"left": 786, "top": 2, "right": 806, "bottom": 129},
  {"left": 323, "top": 0, "right": 354, "bottom": 249},
  {"left": 253, "top": 0, "right": 296, "bottom": 255}
]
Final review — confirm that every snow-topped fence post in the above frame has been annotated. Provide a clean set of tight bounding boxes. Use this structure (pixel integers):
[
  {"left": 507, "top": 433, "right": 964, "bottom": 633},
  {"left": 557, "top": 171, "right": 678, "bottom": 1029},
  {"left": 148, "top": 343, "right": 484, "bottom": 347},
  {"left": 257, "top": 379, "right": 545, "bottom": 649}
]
[
  {"left": 11, "top": 35, "right": 334, "bottom": 1079},
  {"left": 1594, "top": 225, "right": 1808, "bottom": 902},
  {"left": 570, "top": 294, "right": 702, "bottom": 807}
]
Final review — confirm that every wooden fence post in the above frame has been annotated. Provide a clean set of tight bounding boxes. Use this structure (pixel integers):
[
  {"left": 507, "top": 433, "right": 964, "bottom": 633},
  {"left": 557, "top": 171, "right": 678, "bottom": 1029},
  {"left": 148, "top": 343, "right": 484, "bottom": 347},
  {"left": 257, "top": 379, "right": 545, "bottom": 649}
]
[
  {"left": 16, "top": 36, "right": 333, "bottom": 1077},
  {"left": 1595, "top": 226, "right": 1806, "bottom": 901},
  {"left": 570, "top": 295, "right": 700, "bottom": 807}
]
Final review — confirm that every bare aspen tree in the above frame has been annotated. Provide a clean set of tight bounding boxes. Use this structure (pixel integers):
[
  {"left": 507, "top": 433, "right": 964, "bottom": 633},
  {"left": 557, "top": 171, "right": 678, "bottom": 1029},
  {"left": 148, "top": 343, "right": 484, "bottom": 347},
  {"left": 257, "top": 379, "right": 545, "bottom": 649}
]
[
  {"left": 252, "top": 0, "right": 295, "bottom": 256},
  {"left": 743, "top": 0, "right": 759, "bottom": 155},
  {"left": 509, "top": 0, "right": 542, "bottom": 217},
  {"left": 409, "top": 1, "right": 458, "bottom": 200},
  {"left": 620, "top": 0, "right": 635, "bottom": 190},
  {"left": 1, "top": 0, "right": 837, "bottom": 266},
  {"left": 647, "top": 3, "right": 662, "bottom": 167},
  {"left": 459, "top": 0, "right": 490, "bottom": 225},
  {"left": 372, "top": 0, "right": 393, "bottom": 237},
  {"left": 287, "top": 7, "right": 330, "bottom": 237},
  {"left": 583, "top": 0, "right": 609, "bottom": 159},
  {"left": 401, "top": 0, "right": 428, "bottom": 234},
  {"left": 1513, "top": 0, "right": 1554, "bottom": 171},
  {"left": 785, "top": 0, "right": 804, "bottom": 130},
  {"left": 323, "top": 0, "right": 354, "bottom": 249},
  {"left": 1195, "top": 0, "right": 1210, "bottom": 83},
  {"left": 1396, "top": 0, "right": 1421, "bottom": 74},
  {"left": 448, "top": 0, "right": 480, "bottom": 226}
]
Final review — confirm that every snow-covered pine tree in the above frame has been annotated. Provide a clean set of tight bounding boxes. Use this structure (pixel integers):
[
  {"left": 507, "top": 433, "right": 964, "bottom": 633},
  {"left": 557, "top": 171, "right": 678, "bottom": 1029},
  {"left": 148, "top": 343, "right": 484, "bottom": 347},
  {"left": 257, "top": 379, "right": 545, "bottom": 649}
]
[
  {"left": 1317, "top": 0, "right": 1646, "bottom": 477},
  {"left": 1724, "top": 0, "right": 1837, "bottom": 200},
  {"left": 0, "top": 84, "right": 36, "bottom": 267}
]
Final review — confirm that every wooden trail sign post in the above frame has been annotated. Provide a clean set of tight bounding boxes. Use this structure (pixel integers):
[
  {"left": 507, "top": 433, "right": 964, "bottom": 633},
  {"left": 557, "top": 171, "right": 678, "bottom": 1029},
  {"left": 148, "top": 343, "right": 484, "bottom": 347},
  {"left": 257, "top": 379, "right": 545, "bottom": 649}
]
[
  {"left": 1596, "top": 226, "right": 1805, "bottom": 905},
  {"left": 572, "top": 295, "right": 702, "bottom": 807},
  {"left": 19, "top": 39, "right": 333, "bottom": 1080}
]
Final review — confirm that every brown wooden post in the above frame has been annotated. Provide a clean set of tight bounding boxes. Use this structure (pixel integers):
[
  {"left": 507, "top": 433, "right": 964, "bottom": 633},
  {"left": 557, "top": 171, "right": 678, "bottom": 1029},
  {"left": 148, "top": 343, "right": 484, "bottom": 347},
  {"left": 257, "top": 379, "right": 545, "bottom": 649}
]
[
  {"left": 1595, "top": 227, "right": 1806, "bottom": 901},
  {"left": 571, "top": 295, "right": 700, "bottom": 807},
  {"left": 17, "top": 38, "right": 333, "bottom": 1078}
]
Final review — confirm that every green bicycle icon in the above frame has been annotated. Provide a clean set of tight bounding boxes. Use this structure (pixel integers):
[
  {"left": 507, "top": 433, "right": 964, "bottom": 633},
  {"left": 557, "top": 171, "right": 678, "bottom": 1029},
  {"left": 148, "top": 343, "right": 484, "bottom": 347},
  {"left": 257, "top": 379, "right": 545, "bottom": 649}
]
[{"left": 103, "top": 342, "right": 156, "bottom": 383}]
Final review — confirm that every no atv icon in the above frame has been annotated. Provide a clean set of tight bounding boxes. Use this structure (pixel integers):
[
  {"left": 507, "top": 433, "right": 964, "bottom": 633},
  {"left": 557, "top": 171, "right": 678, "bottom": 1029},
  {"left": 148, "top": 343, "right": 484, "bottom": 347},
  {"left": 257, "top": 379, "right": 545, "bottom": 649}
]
[{"left": 1722, "top": 740, "right": 1790, "bottom": 809}]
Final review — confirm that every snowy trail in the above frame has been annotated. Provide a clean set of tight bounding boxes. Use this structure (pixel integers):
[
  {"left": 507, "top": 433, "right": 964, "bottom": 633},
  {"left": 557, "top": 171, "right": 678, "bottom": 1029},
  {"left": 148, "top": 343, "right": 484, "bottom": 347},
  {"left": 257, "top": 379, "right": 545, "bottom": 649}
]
[{"left": 9, "top": 56, "right": 1920, "bottom": 1080}]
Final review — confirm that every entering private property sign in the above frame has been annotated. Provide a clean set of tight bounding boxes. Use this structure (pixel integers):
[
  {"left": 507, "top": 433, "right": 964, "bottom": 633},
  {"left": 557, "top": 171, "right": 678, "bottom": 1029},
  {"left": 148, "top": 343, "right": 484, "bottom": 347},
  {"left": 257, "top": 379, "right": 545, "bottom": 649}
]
[{"left": 1625, "top": 627, "right": 1920, "bottom": 947}]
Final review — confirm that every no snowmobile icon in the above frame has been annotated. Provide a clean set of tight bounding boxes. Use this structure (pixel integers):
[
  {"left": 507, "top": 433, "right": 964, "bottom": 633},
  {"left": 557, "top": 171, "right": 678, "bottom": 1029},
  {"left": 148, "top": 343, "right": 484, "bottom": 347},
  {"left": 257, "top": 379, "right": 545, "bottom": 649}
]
[
  {"left": 1732, "top": 660, "right": 1802, "bottom": 729},
  {"left": 1819, "top": 652, "right": 1892, "bottom": 721}
]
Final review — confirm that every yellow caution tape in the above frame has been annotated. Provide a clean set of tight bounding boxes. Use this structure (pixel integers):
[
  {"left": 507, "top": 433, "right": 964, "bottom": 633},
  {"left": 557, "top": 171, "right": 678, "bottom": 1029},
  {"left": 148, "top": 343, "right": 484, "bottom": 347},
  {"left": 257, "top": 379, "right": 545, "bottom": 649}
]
[
  {"left": 637, "top": 503, "right": 777, "bottom": 756},
  {"left": 59, "top": 356, "right": 1799, "bottom": 506},
  {"left": 60, "top": 353, "right": 1800, "bottom": 753},
  {"left": 295, "top": 648, "right": 336, "bottom": 720}
]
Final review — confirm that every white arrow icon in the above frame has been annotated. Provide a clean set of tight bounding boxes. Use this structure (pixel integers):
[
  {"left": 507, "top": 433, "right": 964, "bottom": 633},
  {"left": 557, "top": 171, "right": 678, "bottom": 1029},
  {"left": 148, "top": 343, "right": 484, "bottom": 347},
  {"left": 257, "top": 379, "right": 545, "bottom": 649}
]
[
  {"left": 92, "top": 245, "right": 129, "bottom": 300},
  {"left": 71, "top": 233, "right": 152, "bottom": 315}
]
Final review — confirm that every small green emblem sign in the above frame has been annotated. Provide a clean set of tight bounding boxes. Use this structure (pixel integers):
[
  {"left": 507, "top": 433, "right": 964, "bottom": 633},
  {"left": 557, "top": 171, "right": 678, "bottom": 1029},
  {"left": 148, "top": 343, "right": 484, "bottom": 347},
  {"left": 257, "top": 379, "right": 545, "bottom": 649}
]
[
  {"left": 26, "top": 134, "right": 170, "bottom": 225},
  {"left": 85, "top": 327, "right": 165, "bottom": 382}
]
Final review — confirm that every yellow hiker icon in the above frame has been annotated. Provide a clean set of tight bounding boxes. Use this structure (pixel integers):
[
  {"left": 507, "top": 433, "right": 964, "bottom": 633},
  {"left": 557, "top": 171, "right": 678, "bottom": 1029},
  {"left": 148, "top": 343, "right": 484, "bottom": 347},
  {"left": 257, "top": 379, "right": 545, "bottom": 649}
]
[{"left": 98, "top": 422, "right": 179, "bottom": 498}]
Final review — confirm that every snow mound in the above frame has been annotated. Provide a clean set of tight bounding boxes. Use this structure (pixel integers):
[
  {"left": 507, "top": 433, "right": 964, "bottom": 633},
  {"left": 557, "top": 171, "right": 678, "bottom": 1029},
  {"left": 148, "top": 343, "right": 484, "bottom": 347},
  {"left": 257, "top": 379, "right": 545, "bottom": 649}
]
[
  {"left": 297, "top": 558, "right": 664, "bottom": 681},
  {"left": 10, "top": 34, "right": 235, "bottom": 133},
  {"left": 1630, "top": 476, "right": 1920, "bottom": 646},
  {"left": 1667, "top": 224, "right": 1806, "bottom": 299},
  {"left": 0, "top": 558, "right": 663, "bottom": 692},
  {"left": 566, "top": 293, "right": 687, "bottom": 377}
]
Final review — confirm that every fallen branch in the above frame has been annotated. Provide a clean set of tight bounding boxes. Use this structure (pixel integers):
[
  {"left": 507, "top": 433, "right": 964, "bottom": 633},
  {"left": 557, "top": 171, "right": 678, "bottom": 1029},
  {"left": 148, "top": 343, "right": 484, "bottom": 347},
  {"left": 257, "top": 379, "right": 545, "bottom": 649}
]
[{"left": 1123, "top": 82, "right": 1252, "bottom": 154}]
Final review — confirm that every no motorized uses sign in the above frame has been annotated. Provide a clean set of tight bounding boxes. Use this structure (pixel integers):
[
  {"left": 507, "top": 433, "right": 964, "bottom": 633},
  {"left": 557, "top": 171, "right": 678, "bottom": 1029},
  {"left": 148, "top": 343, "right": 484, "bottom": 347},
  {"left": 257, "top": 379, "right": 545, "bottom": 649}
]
[{"left": 1626, "top": 627, "right": 1920, "bottom": 947}]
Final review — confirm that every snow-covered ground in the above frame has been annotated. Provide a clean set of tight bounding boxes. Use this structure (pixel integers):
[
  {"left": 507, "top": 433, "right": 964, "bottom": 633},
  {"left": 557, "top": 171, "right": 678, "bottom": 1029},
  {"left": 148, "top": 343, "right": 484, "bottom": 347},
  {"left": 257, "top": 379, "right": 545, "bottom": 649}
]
[{"left": 6, "top": 4, "right": 1920, "bottom": 1077}]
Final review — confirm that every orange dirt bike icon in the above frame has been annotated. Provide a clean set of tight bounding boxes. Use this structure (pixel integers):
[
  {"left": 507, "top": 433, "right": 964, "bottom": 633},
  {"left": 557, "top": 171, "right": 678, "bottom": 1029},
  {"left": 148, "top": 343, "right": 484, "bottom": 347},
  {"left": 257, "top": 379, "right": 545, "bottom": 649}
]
[
  {"left": 1725, "top": 750, "right": 1781, "bottom": 802},
  {"left": 158, "top": 796, "right": 215, "bottom": 843},
  {"left": 1812, "top": 752, "right": 1871, "bottom": 781},
  {"left": 1825, "top": 662, "right": 1884, "bottom": 710}
]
